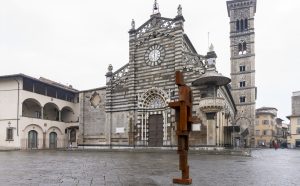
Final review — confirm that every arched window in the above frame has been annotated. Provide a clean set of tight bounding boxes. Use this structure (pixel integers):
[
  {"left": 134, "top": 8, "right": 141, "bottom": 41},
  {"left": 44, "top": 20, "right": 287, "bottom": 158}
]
[
  {"left": 238, "top": 43, "right": 243, "bottom": 55},
  {"left": 236, "top": 20, "right": 240, "bottom": 32},
  {"left": 244, "top": 19, "right": 248, "bottom": 30},
  {"left": 22, "top": 98, "right": 42, "bottom": 118},
  {"left": 243, "top": 42, "right": 247, "bottom": 54},
  {"left": 240, "top": 20, "right": 244, "bottom": 31},
  {"left": 238, "top": 41, "right": 247, "bottom": 55},
  {"left": 43, "top": 102, "right": 59, "bottom": 121}
]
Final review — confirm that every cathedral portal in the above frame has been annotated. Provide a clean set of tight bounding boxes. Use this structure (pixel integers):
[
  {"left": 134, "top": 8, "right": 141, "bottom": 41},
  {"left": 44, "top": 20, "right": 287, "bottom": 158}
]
[{"left": 137, "top": 88, "right": 170, "bottom": 146}]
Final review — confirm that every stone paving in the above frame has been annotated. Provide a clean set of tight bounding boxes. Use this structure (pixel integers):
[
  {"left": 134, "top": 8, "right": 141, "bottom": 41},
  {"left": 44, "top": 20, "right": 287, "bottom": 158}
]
[{"left": 0, "top": 149, "right": 299, "bottom": 186}]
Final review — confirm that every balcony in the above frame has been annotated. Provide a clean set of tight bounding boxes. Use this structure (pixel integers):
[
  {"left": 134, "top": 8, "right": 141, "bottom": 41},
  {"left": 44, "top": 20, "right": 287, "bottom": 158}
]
[{"left": 199, "top": 97, "right": 225, "bottom": 113}]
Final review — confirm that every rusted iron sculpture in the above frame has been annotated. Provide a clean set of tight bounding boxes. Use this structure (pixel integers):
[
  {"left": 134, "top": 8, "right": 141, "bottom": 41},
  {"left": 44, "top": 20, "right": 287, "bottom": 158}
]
[{"left": 169, "top": 71, "right": 193, "bottom": 185}]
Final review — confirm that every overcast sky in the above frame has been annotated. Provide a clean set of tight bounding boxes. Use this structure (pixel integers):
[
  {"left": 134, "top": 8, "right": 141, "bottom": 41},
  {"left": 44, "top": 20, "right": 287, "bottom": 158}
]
[{"left": 1, "top": 0, "right": 299, "bottom": 121}]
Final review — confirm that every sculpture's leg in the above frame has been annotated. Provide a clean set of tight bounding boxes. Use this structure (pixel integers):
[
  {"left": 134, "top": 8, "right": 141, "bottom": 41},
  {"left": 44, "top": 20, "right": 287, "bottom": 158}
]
[{"left": 173, "top": 135, "right": 192, "bottom": 185}]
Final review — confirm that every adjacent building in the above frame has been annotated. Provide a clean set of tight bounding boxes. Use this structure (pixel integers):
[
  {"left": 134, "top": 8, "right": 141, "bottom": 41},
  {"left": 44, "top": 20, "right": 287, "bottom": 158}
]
[
  {"left": 255, "top": 107, "right": 288, "bottom": 148},
  {"left": 255, "top": 107, "right": 278, "bottom": 147},
  {"left": 275, "top": 118, "right": 289, "bottom": 147},
  {"left": 0, "top": 74, "right": 79, "bottom": 150},
  {"left": 287, "top": 91, "right": 300, "bottom": 148}
]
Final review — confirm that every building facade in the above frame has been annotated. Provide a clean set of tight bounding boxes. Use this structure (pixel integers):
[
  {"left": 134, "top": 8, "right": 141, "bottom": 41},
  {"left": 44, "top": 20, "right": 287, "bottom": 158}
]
[
  {"left": 255, "top": 107, "right": 277, "bottom": 147},
  {"left": 227, "top": 0, "right": 257, "bottom": 147},
  {"left": 78, "top": 4, "right": 237, "bottom": 148},
  {"left": 275, "top": 118, "right": 289, "bottom": 147},
  {"left": 287, "top": 91, "right": 300, "bottom": 148},
  {"left": 0, "top": 74, "right": 79, "bottom": 150}
]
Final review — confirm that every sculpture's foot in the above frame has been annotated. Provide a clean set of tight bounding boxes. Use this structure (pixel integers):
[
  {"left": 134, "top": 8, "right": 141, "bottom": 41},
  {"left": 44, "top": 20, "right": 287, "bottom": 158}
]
[{"left": 173, "top": 178, "right": 192, "bottom": 185}]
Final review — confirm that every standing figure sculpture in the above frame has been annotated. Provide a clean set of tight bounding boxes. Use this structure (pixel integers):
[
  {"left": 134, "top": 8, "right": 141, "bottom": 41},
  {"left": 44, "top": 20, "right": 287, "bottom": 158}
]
[{"left": 169, "top": 71, "right": 193, "bottom": 185}]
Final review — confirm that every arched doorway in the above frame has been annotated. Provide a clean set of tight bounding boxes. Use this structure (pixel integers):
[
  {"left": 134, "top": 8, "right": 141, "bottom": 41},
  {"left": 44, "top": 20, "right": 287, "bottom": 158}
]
[
  {"left": 28, "top": 130, "right": 38, "bottom": 149},
  {"left": 236, "top": 117, "right": 251, "bottom": 147},
  {"left": 49, "top": 132, "right": 57, "bottom": 149},
  {"left": 138, "top": 88, "right": 169, "bottom": 146}
]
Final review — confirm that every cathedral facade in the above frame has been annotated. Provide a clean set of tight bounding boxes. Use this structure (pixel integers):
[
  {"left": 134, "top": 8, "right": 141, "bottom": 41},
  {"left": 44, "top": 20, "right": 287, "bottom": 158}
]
[{"left": 78, "top": 3, "right": 237, "bottom": 148}]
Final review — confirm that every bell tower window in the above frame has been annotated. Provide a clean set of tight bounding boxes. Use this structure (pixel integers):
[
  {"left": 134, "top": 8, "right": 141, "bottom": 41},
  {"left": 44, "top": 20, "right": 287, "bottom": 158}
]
[
  {"left": 240, "top": 81, "right": 246, "bottom": 88},
  {"left": 236, "top": 20, "right": 240, "bottom": 32},
  {"left": 240, "top": 65, "right": 246, "bottom": 72},
  {"left": 238, "top": 41, "right": 247, "bottom": 55},
  {"left": 244, "top": 19, "right": 248, "bottom": 30},
  {"left": 240, "top": 96, "right": 246, "bottom": 103},
  {"left": 240, "top": 20, "right": 244, "bottom": 31}
]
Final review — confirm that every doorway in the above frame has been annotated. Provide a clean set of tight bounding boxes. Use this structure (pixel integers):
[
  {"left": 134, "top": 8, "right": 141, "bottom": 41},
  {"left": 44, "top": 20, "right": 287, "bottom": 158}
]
[
  {"left": 49, "top": 132, "right": 57, "bottom": 149},
  {"left": 28, "top": 130, "right": 38, "bottom": 149},
  {"left": 148, "top": 114, "right": 164, "bottom": 147}
]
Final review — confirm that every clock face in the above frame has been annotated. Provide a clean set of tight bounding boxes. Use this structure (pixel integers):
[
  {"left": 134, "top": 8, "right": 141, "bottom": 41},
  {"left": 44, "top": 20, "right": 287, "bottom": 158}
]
[
  {"left": 149, "top": 49, "right": 161, "bottom": 62},
  {"left": 144, "top": 44, "right": 165, "bottom": 66}
]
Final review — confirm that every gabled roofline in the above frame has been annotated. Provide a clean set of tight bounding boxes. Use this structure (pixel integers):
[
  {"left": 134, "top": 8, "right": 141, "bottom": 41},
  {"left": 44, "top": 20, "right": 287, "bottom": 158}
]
[
  {"left": 80, "top": 86, "right": 107, "bottom": 93},
  {"left": 183, "top": 34, "right": 197, "bottom": 54},
  {"left": 0, "top": 73, "right": 79, "bottom": 93},
  {"left": 112, "top": 63, "right": 129, "bottom": 76},
  {"left": 135, "top": 16, "right": 174, "bottom": 33}
]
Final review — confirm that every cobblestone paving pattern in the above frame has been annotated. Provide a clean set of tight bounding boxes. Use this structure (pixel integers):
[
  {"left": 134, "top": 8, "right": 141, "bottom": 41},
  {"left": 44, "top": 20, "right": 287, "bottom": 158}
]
[{"left": 0, "top": 149, "right": 299, "bottom": 186}]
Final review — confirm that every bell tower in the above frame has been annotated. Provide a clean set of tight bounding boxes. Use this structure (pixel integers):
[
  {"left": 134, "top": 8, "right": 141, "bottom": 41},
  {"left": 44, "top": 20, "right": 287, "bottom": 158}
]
[{"left": 227, "top": 0, "right": 257, "bottom": 147}]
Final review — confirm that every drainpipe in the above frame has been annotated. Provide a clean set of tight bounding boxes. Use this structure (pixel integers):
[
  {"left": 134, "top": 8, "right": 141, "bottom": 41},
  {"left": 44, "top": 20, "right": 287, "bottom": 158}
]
[
  {"left": 82, "top": 92, "right": 85, "bottom": 149},
  {"left": 110, "top": 81, "right": 113, "bottom": 149},
  {"left": 13, "top": 78, "right": 20, "bottom": 136}
]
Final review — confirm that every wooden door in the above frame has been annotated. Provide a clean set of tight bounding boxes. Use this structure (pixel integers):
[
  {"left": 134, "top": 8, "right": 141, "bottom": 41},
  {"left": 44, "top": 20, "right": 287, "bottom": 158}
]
[
  {"left": 28, "top": 130, "right": 38, "bottom": 149},
  {"left": 148, "top": 114, "right": 163, "bottom": 147},
  {"left": 49, "top": 132, "right": 57, "bottom": 149}
]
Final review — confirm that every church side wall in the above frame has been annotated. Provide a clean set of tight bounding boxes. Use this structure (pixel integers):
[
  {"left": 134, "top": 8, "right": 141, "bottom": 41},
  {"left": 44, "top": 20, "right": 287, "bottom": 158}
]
[
  {"left": 79, "top": 89, "right": 106, "bottom": 146},
  {"left": 106, "top": 111, "right": 131, "bottom": 145}
]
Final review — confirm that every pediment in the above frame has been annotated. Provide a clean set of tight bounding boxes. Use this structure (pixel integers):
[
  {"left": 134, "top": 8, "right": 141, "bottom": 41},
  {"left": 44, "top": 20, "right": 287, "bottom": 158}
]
[{"left": 135, "top": 16, "right": 176, "bottom": 39}]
